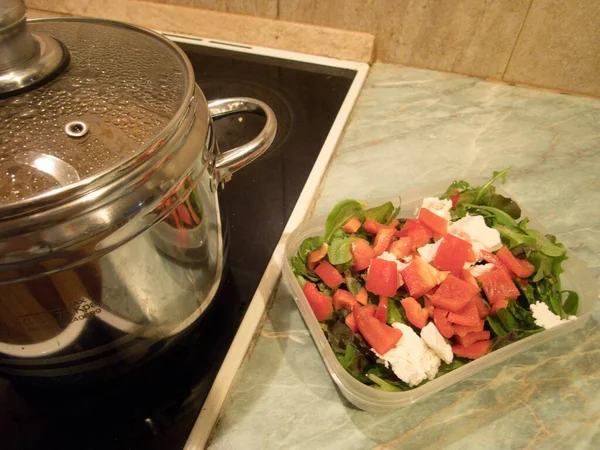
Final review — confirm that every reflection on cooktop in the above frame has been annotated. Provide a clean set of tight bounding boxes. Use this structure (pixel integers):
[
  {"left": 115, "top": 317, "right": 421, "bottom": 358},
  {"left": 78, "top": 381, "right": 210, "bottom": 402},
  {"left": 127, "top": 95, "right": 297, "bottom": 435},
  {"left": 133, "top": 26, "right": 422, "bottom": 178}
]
[{"left": 0, "top": 41, "right": 356, "bottom": 450}]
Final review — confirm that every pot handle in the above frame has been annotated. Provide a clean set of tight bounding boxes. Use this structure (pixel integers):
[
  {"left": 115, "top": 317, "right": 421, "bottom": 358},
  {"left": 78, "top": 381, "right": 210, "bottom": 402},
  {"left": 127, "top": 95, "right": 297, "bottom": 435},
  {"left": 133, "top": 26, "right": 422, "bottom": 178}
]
[{"left": 208, "top": 97, "right": 277, "bottom": 182}]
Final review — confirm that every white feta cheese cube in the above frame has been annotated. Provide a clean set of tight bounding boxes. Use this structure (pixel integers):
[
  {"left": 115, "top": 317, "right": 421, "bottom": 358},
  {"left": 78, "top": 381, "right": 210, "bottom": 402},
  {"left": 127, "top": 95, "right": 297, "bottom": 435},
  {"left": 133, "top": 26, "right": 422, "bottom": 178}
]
[
  {"left": 374, "top": 323, "right": 441, "bottom": 387},
  {"left": 417, "top": 240, "right": 441, "bottom": 263},
  {"left": 420, "top": 322, "right": 454, "bottom": 364},
  {"left": 530, "top": 301, "right": 577, "bottom": 329},
  {"left": 420, "top": 197, "right": 453, "bottom": 221},
  {"left": 448, "top": 215, "right": 502, "bottom": 259}
]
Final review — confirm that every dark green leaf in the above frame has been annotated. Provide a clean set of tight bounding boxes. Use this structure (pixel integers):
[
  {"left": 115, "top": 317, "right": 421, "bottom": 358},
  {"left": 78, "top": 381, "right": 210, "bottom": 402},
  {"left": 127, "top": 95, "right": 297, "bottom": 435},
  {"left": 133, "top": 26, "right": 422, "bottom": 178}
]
[
  {"left": 317, "top": 282, "right": 333, "bottom": 297},
  {"left": 549, "top": 291, "right": 566, "bottom": 318},
  {"left": 464, "top": 204, "right": 518, "bottom": 228},
  {"left": 516, "top": 279, "right": 537, "bottom": 305},
  {"left": 335, "top": 261, "right": 354, "bottom": 273},
  {"left": 497, "top": 308, "right": 519, "bottom": 331},
  {"left": 387, "top": 298, "right": 405, "bottom": 325},
  {"left": 486, "top": 315, "right": 507, "bottom": 336},
  {"left": 472, "top": 167, "right": 511, "bottom": 204},
  {"left": 489, "top": 193, "right": 521, "bottom": 219},
  {"left": 291, "top": 255, "right": 319, "bottom": 282},
  {"left": 491, "top": 328, "right": 542, "bottom": 350},
  {"left": 437, "top": 358, "right": 468, "bottom": 375},
  {"left": 325, "top": 200, "right": 365, "bottom": 242},
  {"left": 494, "top": 224, "right": 536, "bottom": 248},
  {"left": 330, "top": 228, "right": 348, "bottom": 242},
  {"left": 527, "top": 229, "right": 567, "bottom": 257},
  {"left": 506, "top": 301, "right": 538, "bottom": 329},
  {"left": 366, "top": 373, "right": 408, "bottom": 392},
  {"left": 364, "top": 201, "right": 394, "bottom": 224},
  {"left": 328, "top": 237, "right": 358, "bottom": 265},
  {"left": 294, "top": 274, "right": 307, "bottom": 289},
  {"left": 384, "top": 198, "right": 402, "bottom": 225},
  {"left": 529, "top": 251, "right": 554, "bottom": 283},
  {"left": 344, "top": 275, "right": 363, "bottom": 296},
  {"left": 337, "top": 344, "right": 357, "bottom": 368},
  {"left": 298, "top": 236, "right": 325, "bottom": 263},
  {"left": 562, "top": 290, "right": 579, "bottom": 316},
  {"left": 518, "top": 217, "right": 530, "bottom": 231}
]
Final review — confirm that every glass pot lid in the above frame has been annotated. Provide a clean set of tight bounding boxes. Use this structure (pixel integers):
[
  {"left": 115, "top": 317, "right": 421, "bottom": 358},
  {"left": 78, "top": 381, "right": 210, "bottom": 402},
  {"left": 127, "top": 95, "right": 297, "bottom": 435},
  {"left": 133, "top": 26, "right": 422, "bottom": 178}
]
[{"left": 0, "top": 14, "right": 195, "bottom": 212}]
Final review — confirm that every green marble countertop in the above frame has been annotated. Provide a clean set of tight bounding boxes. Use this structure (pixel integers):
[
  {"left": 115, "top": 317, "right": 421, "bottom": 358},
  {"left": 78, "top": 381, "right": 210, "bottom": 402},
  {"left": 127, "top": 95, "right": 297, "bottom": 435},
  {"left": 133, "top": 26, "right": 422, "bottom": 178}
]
[{"left": 208, "top": 63, "right": 600, "bottom": 449}]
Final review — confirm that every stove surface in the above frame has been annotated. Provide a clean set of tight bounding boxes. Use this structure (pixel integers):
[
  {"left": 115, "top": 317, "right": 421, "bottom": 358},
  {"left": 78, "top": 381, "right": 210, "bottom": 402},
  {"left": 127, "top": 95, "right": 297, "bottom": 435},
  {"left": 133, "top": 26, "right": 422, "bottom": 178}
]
[{"left": 0, "top": 41, "right": 356, "bottom": 449}]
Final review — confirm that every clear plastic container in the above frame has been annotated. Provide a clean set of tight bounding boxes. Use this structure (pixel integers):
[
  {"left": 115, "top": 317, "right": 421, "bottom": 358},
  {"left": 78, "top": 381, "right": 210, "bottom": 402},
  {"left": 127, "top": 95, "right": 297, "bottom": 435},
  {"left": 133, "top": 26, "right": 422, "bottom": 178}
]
[{"left": 282, "top": 179, "right": 597, "bottom": 412}]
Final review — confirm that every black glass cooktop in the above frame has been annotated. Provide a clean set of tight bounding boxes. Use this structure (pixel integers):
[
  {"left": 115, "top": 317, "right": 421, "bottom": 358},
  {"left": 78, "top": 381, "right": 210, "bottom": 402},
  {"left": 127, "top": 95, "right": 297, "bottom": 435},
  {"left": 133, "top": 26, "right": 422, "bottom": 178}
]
[{"left": 0, "top": 40, "right": 356, "bottom": 450}]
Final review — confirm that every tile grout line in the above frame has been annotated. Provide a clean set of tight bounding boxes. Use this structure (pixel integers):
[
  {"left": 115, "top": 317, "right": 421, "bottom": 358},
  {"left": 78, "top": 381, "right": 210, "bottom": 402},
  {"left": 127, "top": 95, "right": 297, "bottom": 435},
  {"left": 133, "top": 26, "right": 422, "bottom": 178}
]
[{"left": 501, "top": 0, "right": 535, "bottom": 80}]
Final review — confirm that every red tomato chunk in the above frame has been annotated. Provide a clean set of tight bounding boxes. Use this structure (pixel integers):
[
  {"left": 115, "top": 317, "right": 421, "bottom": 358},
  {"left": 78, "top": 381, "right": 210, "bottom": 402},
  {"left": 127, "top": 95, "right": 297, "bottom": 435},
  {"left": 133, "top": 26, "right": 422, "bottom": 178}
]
[
  {"left": 401, "top": 256, "right": 439, "bottom": 298},
  {"left": 351, "top": 239, "right": 376, "bottom": 271},
  {"left": 366, "top": 258, "right": 398, "bottom": 297},
  {"left": 452, "top": 339, "right": 492, "bottom": 359},
  {"left": 303, "top": 282, "right": 333, "bottom": 321},
  {"left": 353, "top": 305, "right": 402, "bottom": 355},
  {"left": 433, "top": 234, "right": 473, "bottom": 275},
  {"left": 418, "top": 208, "right": 448, "bottom": 236},
  {"left": 396, "top": 219, "right": 433, "bottom": 249},
  {"left": 314, "top": 260, "right": 344, "bottom": 289},
  {"left": 401, "top": 297, "right": 429, "bottom": 329}
]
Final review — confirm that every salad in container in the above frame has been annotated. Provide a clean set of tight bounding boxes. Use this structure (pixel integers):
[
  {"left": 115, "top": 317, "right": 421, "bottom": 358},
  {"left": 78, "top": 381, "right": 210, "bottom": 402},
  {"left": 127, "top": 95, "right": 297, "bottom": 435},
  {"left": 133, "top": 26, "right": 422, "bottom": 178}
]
[{"left": 283, "top": 169, "right": 596, "bottom": 411}]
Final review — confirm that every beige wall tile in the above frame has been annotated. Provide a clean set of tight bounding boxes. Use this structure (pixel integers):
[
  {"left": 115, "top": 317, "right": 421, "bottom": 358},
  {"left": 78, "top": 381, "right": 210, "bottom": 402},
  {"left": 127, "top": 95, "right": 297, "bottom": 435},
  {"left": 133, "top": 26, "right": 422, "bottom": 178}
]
[
  {"left": 503, "top": 0, "right": 600, "bottom": 97},
  {"left": 24, "top": 0, "right": 374, "bottom": 62},
  {"left": 144, "top": 0, "right": 278, "bottom": 18},
  {"left": 88, "top": 0, "right": 532, "bottom": 78},
  {"left": 27, "top": 8, "right": 70, "bottom": 18},
  {"left": 277, "top": 0, "right": 532, "bottom": 79}
]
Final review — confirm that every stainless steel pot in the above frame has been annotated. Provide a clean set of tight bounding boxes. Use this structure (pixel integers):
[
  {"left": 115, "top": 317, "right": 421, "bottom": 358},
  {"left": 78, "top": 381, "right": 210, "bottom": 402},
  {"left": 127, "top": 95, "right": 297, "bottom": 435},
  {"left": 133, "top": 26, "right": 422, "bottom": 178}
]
[{"left": 0, "top": 1, "right": 276, "bottom": 380}]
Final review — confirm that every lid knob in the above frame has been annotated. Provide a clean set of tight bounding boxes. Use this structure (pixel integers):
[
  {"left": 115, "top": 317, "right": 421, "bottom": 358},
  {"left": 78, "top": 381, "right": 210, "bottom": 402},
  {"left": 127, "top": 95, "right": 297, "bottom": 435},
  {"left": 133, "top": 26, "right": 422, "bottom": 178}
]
[{"left": 0, "top": 0, "right": 69, "bottom": 95}]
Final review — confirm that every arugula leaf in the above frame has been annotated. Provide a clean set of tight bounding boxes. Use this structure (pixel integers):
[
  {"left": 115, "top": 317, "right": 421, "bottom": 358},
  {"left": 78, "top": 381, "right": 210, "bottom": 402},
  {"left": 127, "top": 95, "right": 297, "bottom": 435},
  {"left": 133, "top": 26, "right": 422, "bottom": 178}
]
[
  {"left": 494, "top": 224, "right": 536, "bottom": 248},
  {"left": 384, "top": 198, "right": 402, "bottom": 225},
  {"left": 527, "top": 229, "right": 566, "bottom": 257},
  {"left": 562, "top": 290, "right": 579, "bottom": 316},
  {"left": 325, "top": 200, "right": 365, "bottom": 242},
  {"left": 489, "top": 194, "right": 521, "bottom": 219},
  {"left": 294, "top": 274, "right": 307, "bottom": 289},
  {"left": 549, "top": 292, "right": 566, "bottom": 318},
  {"left": 486, "top": 315, "right": 508, "bottom": 336},
  {"left": 366, "top": 373, "right": 409, "bottom": 392},
  {"left": 291, "top": 255, "right": 319, "bottom": 282},
  {"left": 344, "top": 275, "right": 363, "bottom": 296},
  {"left": 497, "top": 308, "right": 519, "bottom": 331},
  {"left": 440, "top": 180, "right": 471, "bottom": 199},
  {"left": 391, "top": 297, "right": 410, "bottom": 325},
  {"left": 365, "top": 201, "right": 394, "bottom": 223},
  {"left": 337, "top": 344, "right": 357, "bottom": 368},
  {"left": 324, "top": 316, "right": 354, "bottom": 353},
  {"left": 472, "top": 167, "right": 511, "bottom": 204},
  {"left": 506, "top": 301, "right": 538, "bottom": 329},
  {"left": 298, "top": 236, "right": 325, "bottom": 263},
  {"left": 529, "top": 251, "right": 554, "bottom": 283},
  {"left": 517, "top": 279, "right": 537, "bottom": 305},
  {"left": 437, "top": 358, "right": 468, "bottom": 375},
  {"left": 491, "top": 328, "right": 542, "bottom": 350},
  {"left": 317, "top": 282, "right": 333, "bottom": 296},
  {"left": 464, "top": 204, "right": 518, "bottom": 228},
  {"left": 490, "top": 301, "right": 542, "bottom": 343},
  {"left": 328, "top": 237, "right": 358, "bottom": 265},
  {"left": 387, "top": 298, "right": 406, "bottom": 325}
]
